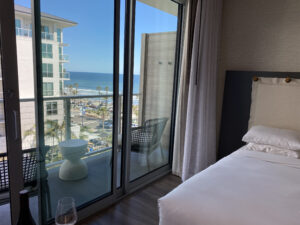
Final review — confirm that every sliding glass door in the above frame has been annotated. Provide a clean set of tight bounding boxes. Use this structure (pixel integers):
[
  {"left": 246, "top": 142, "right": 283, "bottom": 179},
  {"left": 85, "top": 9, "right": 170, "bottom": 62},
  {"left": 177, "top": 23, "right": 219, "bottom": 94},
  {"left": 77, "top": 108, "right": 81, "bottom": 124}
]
[
  {"left": 36, "top": 0, "right": 116, "bottom": 221},
  {"left": 0, "top": 0, "right": 183, "bottom": 224},
  {"left": 129, "top": 0, "right": 179, "bottom": 181}
]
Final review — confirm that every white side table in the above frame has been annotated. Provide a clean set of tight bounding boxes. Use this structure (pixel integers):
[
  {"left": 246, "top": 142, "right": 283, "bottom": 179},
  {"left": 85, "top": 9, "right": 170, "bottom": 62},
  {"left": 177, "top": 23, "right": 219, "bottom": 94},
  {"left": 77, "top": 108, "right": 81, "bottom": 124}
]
[{"left": 59, "top": 139, "right": 88, "bottom": 181}]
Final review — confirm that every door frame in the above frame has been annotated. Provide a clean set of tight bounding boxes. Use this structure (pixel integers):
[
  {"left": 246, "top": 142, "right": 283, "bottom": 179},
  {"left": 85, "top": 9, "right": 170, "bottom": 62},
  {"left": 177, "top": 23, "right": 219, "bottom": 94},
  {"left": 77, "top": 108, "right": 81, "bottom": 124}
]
[
  {"left": 29, "top": 0, "right": 184, "bottom": 223},
  {"left": 0, "top": 1, "right": 24, "bottom": 224}
]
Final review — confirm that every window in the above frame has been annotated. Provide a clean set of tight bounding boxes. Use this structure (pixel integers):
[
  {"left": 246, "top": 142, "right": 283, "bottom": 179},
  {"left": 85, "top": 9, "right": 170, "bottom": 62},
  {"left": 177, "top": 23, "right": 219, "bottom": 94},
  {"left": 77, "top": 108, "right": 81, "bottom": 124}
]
[
  {"left": 41, "top": 25, "right": 49, "bottom": 33},
  {"left": 41, "top": 25, "right": 53, "bottom": 40},
  {"left": 42, "top": 43, "right": 53, "bottom": 58},
  {"left": 43, "top": 82, "right": 54, "bottom": 96},
  {"left": 59, "top": 63, "right": 63, "bottom": 78},
  {"left": 59, "top": 46, "right": 63, "bottom": 60},
  {"left": 15, "top": 19, "right": 21, "bottom": 35},
  {"left": 42, "top": 63, "right": 53, "bottom": 77},
  {"left": 57, "top": 28, "right": 62, "bottom": 42},
  {"left": 46, "top": 102, "right": 58, "bottom": 115}
]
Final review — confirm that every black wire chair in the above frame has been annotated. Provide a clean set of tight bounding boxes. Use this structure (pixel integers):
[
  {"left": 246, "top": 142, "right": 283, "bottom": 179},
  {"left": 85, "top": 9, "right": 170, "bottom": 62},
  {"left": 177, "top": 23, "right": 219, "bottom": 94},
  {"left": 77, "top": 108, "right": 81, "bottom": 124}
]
[
  {"left": 131, "top": 117, "right": 168, "bottom": 170},
  {"left": 0, "top": 149, "right": 37, "bottom": 194},
  {"left": 0, "top": 147, "right": 52, "bottom": 217}
]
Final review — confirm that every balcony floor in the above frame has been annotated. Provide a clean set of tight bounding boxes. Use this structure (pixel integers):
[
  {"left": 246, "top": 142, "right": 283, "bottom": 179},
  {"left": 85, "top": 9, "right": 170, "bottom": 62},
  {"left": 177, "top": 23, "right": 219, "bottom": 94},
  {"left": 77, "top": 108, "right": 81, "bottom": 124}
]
[
  {"left": 45, "top": 147, "right": 168, "bottom": 217},
  {"left": 0, "top": 146, "right": 168, "bottom": 224}
]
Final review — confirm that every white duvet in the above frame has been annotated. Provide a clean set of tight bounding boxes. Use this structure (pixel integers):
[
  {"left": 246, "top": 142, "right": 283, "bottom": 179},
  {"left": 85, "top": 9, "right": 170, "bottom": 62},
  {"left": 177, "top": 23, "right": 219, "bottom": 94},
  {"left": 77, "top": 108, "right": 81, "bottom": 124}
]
[{"left": 159, "top": 147, "right": 300, "bottom": 225}]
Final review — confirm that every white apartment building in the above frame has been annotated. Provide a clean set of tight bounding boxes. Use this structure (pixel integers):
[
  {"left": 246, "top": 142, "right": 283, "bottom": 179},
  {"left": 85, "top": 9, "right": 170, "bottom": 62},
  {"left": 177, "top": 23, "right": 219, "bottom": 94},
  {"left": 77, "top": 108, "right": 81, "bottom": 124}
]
[{"left": 0, "top": 5, "right": 77, "bottom": 152}]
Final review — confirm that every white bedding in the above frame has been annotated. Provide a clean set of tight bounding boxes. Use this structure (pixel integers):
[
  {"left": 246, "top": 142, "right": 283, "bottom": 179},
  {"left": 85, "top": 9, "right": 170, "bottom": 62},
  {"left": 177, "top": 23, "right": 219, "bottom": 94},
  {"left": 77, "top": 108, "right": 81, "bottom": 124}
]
[{"left": 159, "top": 146, "right": 300, "bottom": 225}]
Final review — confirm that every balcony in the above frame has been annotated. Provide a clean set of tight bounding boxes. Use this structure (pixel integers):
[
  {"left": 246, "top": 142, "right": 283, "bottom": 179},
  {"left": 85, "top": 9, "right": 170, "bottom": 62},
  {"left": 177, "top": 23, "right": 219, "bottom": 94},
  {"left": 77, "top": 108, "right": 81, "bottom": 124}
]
[
  {"left": 41, "top": 32, "right": 54, "bottom": 41},
  {"left": 59, "top": 54, "right": 69, "bottom": 62},
  {"left": 60, "top": 72, "right": 70, "bottom": 79},
  {"left": 15, "top": 28, "right": 55, "bottom": 41},
  {"left": 0, "top": 93, "right": 169, "bottom": 221},
  {"left": 16, "top": 27, "right": 32, "bottom": 37}
]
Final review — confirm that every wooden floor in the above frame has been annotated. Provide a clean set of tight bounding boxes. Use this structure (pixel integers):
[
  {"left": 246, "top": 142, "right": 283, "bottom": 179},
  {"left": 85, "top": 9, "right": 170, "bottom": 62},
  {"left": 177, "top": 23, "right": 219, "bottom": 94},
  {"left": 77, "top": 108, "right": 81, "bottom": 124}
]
[{"left": 80, "top": 174, "right": 181, "bottom": 225}]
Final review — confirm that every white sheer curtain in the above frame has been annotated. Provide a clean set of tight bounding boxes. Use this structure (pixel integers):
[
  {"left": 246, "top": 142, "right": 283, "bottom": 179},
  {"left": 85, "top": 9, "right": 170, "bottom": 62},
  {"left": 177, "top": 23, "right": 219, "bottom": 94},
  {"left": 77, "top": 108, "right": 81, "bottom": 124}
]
[{"left": 172, "top": 0, "right": 223, "bottom": 180}]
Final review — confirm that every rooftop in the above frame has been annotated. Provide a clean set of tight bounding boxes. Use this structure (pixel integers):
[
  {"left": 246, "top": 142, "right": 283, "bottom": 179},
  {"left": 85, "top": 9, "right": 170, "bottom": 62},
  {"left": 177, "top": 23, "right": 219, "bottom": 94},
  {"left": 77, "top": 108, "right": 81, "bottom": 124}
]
[{"left": 15, "top": 4, "right": 77, "bottom": 27}]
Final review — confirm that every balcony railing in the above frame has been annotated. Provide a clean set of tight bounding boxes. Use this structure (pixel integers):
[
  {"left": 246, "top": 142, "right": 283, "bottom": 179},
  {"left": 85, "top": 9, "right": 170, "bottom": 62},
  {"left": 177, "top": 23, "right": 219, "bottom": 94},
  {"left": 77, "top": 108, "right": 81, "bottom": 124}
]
[
  {"left": 41, "top": 32, "right": 54, "bottom": 40},
  {"left": 16, "top": 28, "right": 55, "bottom": 41},
  {"left": 59, "top": 54, "right": 69, "bottom": 61},
  {"left": 16, "top": 27, "right": 32, "bottom": 37},
  {"left": 17, "top": 93, "right": 141, "bottom": 166},
  {"left": 60, "top": 72, "right": 70, "bottom": 79}
]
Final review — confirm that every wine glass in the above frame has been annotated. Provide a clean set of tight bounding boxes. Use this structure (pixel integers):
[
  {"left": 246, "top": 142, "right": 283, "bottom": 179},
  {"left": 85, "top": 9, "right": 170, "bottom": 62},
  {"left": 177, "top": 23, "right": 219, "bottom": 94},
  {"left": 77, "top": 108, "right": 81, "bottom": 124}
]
[{"left": 55, "top": 197, "right": 77, "bottom": 225}]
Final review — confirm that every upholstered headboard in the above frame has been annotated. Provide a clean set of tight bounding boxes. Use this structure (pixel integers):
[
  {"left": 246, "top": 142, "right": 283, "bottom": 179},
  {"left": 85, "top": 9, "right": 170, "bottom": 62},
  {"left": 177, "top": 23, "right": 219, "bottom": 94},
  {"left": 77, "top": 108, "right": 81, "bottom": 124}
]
[{"left": 218, "top": 71, "right": 300, "bottom": 160}]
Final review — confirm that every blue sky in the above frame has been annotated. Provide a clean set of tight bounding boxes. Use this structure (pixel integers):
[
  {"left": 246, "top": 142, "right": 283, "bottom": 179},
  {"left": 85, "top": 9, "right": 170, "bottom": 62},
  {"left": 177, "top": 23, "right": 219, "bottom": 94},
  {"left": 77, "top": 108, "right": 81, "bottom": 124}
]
[{"left": 15, "top": 0, "right": 178, "bottom": 74}]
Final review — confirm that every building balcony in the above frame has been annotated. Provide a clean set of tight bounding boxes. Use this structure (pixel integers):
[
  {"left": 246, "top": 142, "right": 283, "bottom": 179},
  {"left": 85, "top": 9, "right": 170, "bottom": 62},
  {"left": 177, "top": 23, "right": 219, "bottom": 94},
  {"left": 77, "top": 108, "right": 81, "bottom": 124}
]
[
  {"left": 16, "top": 27, "right": 32, "bottom": 37},
  {"left": 41, "top": 32, "right": 54, "bottom": 41},
  {"left": 15, "top": 28, "right": 55, "bottom": 41},
  {"left": 60, "top": 72, "right": 70, "bottom": 79},
  {"left": 59, "top": 54, "right": 69, "bottom": 62}
]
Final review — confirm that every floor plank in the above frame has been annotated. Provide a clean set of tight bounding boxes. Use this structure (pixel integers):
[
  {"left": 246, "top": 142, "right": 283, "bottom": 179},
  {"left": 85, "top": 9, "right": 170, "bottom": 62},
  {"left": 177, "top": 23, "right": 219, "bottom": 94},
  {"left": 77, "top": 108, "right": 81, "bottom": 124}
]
[{"left": 80, "top": 174, "right": 181, "bottom": 225}]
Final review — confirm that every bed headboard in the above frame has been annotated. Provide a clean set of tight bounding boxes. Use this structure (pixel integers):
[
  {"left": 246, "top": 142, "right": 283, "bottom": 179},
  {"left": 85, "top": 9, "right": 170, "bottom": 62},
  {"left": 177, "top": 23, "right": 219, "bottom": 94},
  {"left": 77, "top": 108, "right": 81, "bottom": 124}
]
[{"left": 218, "top": 71, "right": 300, "bottom": 160}]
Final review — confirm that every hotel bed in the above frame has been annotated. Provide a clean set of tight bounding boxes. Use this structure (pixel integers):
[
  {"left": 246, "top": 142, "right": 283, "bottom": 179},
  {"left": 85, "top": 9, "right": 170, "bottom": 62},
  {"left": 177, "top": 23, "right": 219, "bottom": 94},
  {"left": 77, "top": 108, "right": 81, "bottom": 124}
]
[
  {"left": 159, "top": 145, "right": 300, "bottom": 225},
  {"left": 159, "top": 71, "right": 300, "bottom": 225}
]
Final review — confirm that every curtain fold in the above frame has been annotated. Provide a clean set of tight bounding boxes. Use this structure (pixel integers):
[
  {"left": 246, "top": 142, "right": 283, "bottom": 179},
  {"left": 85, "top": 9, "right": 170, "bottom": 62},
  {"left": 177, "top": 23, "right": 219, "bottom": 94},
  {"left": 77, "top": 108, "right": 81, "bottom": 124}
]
[
  {"left": 172, "top": 0, "right": 198, "bottom": 177},
  {"left": 172, "top": 0, "right": 223, "bottom": 180}
]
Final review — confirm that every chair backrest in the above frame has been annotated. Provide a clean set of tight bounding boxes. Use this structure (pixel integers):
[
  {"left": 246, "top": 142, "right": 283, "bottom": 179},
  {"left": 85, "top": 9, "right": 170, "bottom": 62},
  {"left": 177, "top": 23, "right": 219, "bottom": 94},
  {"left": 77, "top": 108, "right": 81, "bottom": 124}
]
[
  {"left": 0, "top": 149, "right": 37, "bottom": 193},
  {"left": 143, "top": 117, "right": 168, "bottom": 146}
]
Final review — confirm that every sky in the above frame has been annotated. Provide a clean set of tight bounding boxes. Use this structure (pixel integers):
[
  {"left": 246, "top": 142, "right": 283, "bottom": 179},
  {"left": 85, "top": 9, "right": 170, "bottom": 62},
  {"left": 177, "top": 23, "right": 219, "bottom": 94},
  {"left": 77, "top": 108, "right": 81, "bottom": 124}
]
[{"left": 14, "top": 0, "right": 178, "bottom": 74}]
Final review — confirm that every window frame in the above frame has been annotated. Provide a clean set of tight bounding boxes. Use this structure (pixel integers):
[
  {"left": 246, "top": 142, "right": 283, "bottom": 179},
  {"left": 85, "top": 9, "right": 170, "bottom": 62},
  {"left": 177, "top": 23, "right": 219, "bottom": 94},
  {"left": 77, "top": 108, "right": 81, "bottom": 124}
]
[
  {"left": 43, "top": 82, "right": 54, "bottom": 96},
  {"left": 41, "top": 43, "right": 53, "bottom": 58},
  {"left": 42, "top": 63, "right": 53, "bottom": 77},
  {"left": 45, "top": 101, "right": 58, "bottom": 115},
  {"left": 57, "top": 28, "right": 62, "bottom": 42}
]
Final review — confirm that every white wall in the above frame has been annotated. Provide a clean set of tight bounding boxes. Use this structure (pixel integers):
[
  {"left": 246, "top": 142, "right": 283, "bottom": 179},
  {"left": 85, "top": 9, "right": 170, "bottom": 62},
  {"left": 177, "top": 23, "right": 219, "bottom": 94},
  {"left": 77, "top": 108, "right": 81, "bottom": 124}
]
[{"left": 218, "top": 0, "right": 300, "bottom": 134}]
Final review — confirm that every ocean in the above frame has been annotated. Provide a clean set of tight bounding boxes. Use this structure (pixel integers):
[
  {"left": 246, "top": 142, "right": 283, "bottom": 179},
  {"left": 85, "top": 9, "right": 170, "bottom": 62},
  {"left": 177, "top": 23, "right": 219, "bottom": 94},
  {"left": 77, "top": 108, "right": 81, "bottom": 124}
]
[{"left": 64, "top": 72, "right": 140, "bottom": 95}]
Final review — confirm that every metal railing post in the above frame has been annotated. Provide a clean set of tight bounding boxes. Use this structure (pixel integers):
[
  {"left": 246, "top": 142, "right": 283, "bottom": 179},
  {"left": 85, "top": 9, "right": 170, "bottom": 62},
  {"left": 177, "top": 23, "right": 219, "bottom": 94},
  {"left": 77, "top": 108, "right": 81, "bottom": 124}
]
[{"left": 64, "top": 98, "right": 71, "bottom": 140}]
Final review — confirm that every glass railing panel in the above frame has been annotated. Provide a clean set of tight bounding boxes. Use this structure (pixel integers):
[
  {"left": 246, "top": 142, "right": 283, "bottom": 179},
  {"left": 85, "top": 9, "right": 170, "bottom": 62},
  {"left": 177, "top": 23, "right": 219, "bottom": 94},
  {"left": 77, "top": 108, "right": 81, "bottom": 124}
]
[{"left": 41, "top": 32, "right": 54, "bottom": 40}]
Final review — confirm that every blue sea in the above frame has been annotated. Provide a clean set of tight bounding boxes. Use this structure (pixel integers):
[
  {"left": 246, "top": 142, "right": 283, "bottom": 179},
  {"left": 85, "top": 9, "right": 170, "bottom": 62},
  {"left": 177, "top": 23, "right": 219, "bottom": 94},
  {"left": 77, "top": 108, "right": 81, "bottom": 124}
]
[{"left": 65, "top": 72, "right": 140, "bottom": 95}]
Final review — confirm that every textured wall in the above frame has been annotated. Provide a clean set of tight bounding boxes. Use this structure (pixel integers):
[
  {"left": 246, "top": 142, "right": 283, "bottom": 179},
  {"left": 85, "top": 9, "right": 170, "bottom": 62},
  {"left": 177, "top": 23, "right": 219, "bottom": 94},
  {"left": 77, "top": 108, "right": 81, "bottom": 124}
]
[{"left": 218, "top": 0, "right": 300, "bottom": 137}]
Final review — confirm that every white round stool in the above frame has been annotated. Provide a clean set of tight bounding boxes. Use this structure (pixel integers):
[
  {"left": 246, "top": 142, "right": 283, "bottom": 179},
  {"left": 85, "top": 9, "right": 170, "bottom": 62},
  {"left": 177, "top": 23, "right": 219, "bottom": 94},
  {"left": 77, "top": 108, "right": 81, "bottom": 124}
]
[{"left": 59, "top": 139, "right": 88, "bottom": 181}]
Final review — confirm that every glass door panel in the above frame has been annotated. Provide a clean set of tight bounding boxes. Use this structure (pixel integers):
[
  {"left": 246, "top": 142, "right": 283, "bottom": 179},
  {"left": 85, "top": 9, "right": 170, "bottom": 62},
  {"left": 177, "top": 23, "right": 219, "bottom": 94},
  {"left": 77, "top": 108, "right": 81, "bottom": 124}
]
[
  {"left": 0, "top": 46, "right": 11, "bottom": 225},
  {"left": 13, "top": 1, "right": 40, "bottom": 222},
  {"left": 130, "top": 0, "right": 178, "bottom": 181},
  {"left": 1, "top": 1, "right": 38, "bottom": 224},
  {"left": 38, "top": 0, "right": 115, "bottom": 221}
]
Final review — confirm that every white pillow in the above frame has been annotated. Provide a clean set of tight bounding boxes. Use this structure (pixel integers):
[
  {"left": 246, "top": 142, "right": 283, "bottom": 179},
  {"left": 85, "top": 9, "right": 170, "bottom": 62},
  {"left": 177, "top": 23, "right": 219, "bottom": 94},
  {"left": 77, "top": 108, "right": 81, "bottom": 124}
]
[
  {"left": 242, "top": 125, "right": 300, "bottom": 151},
  {"left": 246, "top": 143, "right": 300, "bottom": 159}
]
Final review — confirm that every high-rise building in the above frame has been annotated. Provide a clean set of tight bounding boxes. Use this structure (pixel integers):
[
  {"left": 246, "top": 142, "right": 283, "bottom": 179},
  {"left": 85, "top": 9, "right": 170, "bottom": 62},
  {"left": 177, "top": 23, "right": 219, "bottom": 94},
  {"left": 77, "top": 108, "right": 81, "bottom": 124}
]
[{"left": 0, "top": 5, "right": 77, "bottom": 152}]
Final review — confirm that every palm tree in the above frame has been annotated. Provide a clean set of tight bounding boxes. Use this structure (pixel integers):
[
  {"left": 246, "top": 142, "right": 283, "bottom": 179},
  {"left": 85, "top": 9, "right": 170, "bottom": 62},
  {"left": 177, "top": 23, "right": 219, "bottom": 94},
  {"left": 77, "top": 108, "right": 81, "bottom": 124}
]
[
  {"left": 68, "top": 84, "right": 73, "bottom": 96},
  {"left": 23, "top": 126, "right": 36, "bottom": 148},
  {"left": 74, "top": 83, "right": 79, "bottom": 94},
  {"left": 96, "top": 86, "right": 102, "bottom": 105},
  {"left": 96, "top": 86, "right": 102, "bottom": 95},
  {"left": 58, "top": 120, "right": 65, "bottom": 142},
  {"left": 97, "top": 106, "right": 109, "bottom": 131},
  {"left": 44, "top": 120, "right": 60, "bottom": 146},
  {"left": 105, "top": 86, "right": 109, "bottom": 106},
  {"left": 79, "top": 125, "right": 92, "bottom": 140},
  {"left": 132, "top": 105, "right": 139, "bottom": 125}
]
